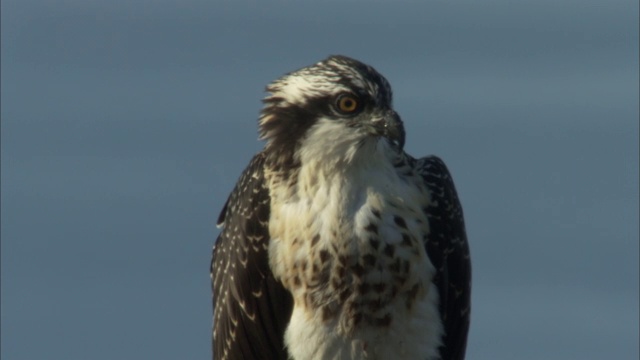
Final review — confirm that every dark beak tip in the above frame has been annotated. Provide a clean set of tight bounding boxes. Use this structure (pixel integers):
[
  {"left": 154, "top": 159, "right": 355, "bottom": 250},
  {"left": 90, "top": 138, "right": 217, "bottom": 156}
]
[{"left": 386, "top": 114, "right": 405, "bottom": 150}]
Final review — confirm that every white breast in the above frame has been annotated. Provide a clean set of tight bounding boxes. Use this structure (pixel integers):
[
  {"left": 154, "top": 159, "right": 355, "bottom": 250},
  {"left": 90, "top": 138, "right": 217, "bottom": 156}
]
[{"left": 267, "top": 141, "right": 443, "bottom": 360}]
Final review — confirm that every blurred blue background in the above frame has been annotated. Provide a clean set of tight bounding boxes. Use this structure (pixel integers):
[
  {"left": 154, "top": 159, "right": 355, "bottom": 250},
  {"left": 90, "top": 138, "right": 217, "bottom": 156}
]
[{"left": 2, "top": 1, "right": 638, "bottom": 359}]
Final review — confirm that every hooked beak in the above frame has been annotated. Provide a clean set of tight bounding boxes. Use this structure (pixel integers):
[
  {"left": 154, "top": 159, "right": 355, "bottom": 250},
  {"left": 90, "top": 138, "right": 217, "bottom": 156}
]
[{"left": 369, "top": 110, "right": 405, "bottom": 149}]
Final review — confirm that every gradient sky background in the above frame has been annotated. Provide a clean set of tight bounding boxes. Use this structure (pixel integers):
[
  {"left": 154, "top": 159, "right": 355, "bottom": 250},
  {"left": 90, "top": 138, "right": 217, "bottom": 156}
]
[{"left": 2, "top": 1, "right": 638, "bottom": 359}]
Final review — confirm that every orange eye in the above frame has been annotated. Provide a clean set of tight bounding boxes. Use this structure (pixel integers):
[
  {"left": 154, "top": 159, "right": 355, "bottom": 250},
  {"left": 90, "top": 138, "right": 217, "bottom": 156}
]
[{"left": 336, "top": 94, "right": 360, "bottom": 114}]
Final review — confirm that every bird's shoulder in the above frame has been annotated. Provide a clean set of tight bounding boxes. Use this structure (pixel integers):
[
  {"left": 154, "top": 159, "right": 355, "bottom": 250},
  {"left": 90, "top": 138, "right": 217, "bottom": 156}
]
[
  {"left": 408, "top": 154, "right": 471, "bottom": 360},
  {"left": 212, "top": 151, "right": 293, "bottom": 360}
]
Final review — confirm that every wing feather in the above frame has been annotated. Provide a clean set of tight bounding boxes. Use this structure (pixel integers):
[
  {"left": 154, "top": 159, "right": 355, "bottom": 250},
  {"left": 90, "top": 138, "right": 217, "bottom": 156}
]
[
  {"left": 211, "top": 152, "right": 293, "bottom": 360},
  {"left": 416, "top": 155, "right": 471, "bottom": 360}
]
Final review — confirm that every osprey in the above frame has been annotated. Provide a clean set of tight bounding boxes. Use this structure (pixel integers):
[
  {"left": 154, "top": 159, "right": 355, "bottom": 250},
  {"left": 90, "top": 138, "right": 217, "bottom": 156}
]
[{"left": 211, "top": 55, "right": 471, "bottom": 360}]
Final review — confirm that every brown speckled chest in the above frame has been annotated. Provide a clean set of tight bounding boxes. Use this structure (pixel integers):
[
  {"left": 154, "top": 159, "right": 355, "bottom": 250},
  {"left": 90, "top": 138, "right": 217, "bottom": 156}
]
[{"left": 266, "top": 158, "right": 434, "bottom": 336}]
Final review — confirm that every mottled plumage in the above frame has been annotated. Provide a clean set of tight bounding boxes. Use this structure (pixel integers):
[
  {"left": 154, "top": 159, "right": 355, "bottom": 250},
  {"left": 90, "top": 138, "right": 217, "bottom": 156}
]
[{"left": 212, "top": 55, "right": 471, "bottom": 360}]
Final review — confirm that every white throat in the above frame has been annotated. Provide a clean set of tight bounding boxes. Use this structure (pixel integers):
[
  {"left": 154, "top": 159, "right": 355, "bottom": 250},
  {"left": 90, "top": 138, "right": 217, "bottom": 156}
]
[{"left": 297, "top": 118, "right": 399, "bottom": 174}]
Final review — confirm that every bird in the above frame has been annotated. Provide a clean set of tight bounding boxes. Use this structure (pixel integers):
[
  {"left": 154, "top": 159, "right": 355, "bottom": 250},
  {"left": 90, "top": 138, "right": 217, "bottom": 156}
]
[{"left": 211, "top": 55, "right": 471, "bottom": 360}]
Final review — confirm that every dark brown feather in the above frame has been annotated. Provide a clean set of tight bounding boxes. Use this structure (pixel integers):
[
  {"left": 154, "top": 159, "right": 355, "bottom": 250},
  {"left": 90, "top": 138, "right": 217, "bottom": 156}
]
[
  {"left": 211, "top": 152, "right": 293, "bottom": 360},
  {"left": 417, "top": 155, "right": 472, "bottom": 360}
]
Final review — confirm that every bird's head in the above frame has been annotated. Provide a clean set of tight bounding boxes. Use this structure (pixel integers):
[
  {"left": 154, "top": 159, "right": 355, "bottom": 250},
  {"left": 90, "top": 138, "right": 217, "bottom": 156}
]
[{"left": 259, "top": 55, "right": 405, "bottom": 171}]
